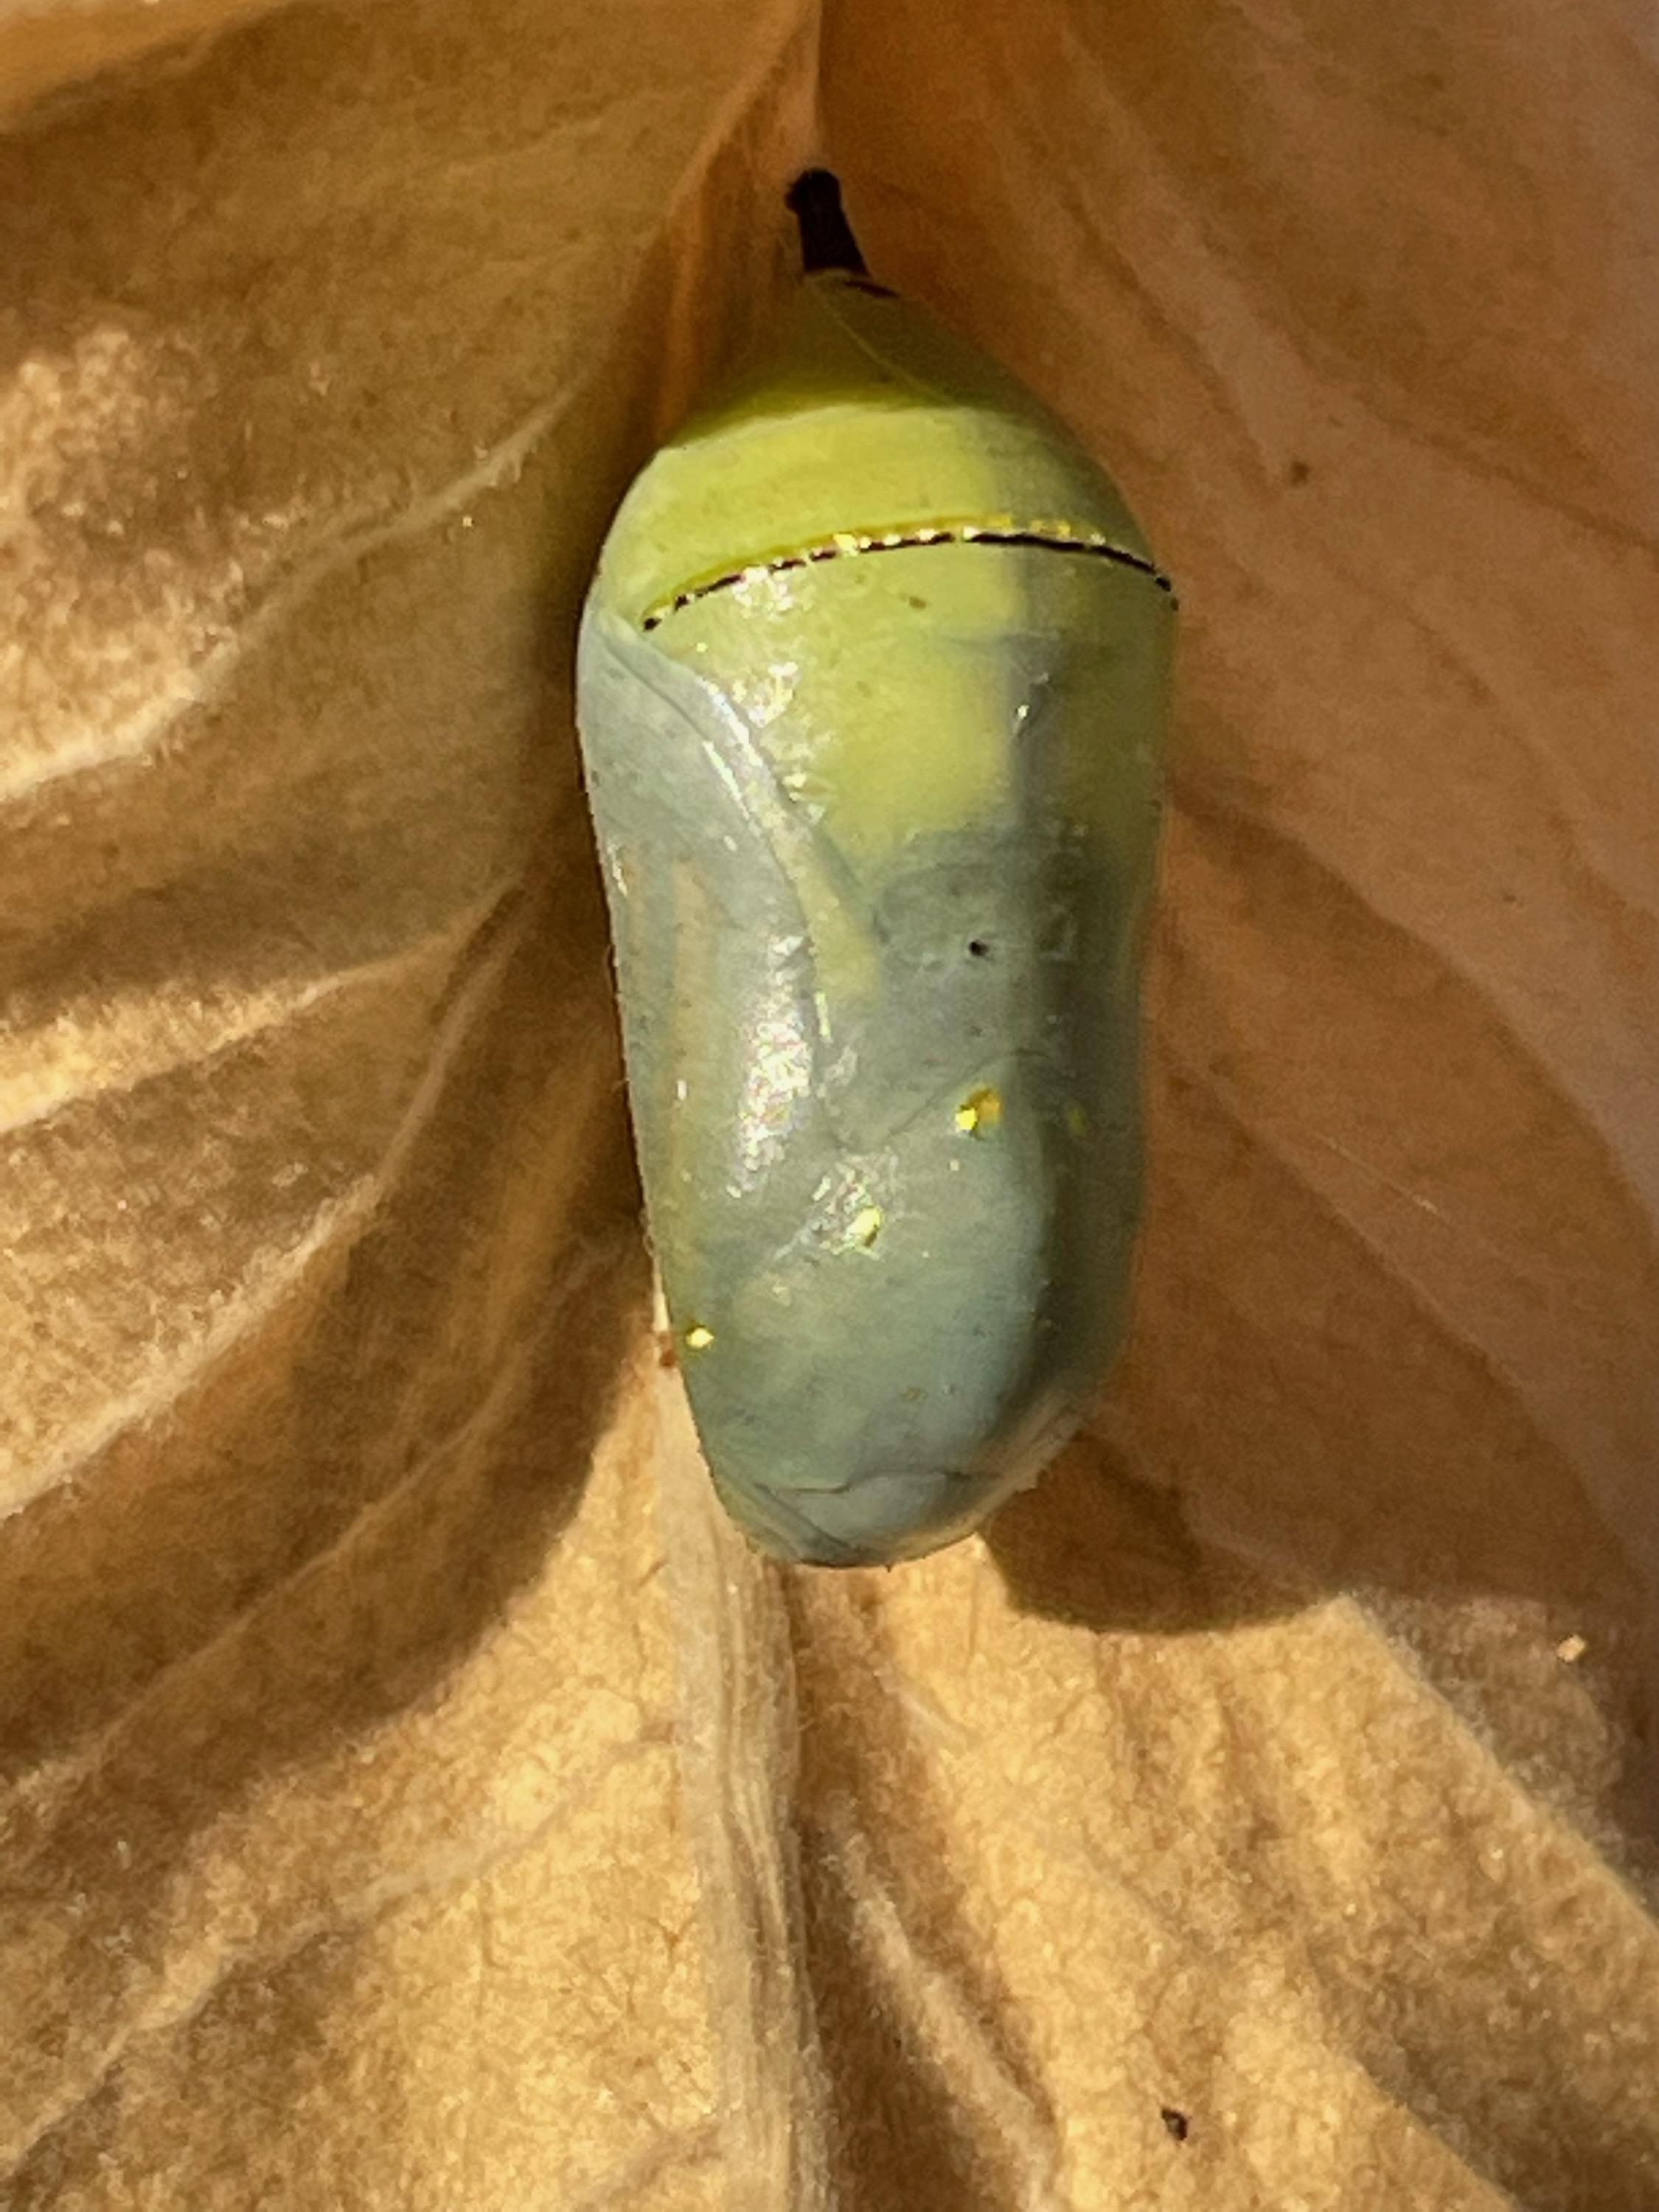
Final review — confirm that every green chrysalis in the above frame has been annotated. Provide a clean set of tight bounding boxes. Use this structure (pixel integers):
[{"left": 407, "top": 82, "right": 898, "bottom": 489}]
[{"left": 577, "top": 172, "right": 1173, "bottom": 1565}]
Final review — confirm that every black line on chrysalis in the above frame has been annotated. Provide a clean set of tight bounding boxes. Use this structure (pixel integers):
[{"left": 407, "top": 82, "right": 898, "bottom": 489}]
[{"left": 642, "top": 528, "right": 1176, "bottom": 630}]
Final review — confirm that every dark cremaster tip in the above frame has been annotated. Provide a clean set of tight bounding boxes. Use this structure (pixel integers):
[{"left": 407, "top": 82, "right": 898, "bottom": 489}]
[{"left": 786, "top": 167, "right": 869, "bottom": 276}]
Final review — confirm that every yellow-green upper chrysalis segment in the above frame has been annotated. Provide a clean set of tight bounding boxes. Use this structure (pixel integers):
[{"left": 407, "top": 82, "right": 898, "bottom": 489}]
[{"left": 592, "top": 273, "right": 1155, "bottom": 628}]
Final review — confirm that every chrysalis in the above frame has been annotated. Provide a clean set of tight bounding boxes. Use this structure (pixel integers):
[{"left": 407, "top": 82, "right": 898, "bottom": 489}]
[{"left": 576, "top": 171, "right": 1173, "bottom": 1565}]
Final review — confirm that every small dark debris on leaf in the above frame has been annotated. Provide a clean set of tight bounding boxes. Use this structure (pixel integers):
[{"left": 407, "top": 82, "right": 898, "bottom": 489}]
[
  {"left": 655, "top": 1330, "right": 678, "bottom": 1371},
  {"left": 1160, "top": 2106, "right": 1190, "bottom": 2143}
]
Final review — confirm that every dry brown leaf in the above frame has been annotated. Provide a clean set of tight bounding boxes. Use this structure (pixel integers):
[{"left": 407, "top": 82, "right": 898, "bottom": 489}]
[{"left": 2, "top": 2, "right": 1657, "bottom": 2207}]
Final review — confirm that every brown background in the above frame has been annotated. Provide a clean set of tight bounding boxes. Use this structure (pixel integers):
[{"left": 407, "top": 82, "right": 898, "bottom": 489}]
[{"left": 2, "top": 1, "right": 1657, "bottom": 2205}]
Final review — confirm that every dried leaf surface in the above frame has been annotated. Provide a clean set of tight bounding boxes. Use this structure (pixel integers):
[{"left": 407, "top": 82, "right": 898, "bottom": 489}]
[{"left": 2, "top": 2, "right": 1656, "bottom": 2206}]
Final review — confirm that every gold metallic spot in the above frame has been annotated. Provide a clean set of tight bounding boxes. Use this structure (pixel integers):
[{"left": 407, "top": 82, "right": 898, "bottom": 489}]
[
  {"left": 955, "top": 1088, "right": 1003, "bottom": 1135},
  {"left": 850, "top": 1205, "right": 883, "bottom": 1248},
  {"left": 684, "top": 1324, "right": 715, "bottom": 1351}
]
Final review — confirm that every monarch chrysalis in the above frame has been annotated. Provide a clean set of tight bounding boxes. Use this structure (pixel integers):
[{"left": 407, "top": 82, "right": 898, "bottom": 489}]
[{"left": 576, "top": 172, "right": 1173, "bottom": 1565}]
